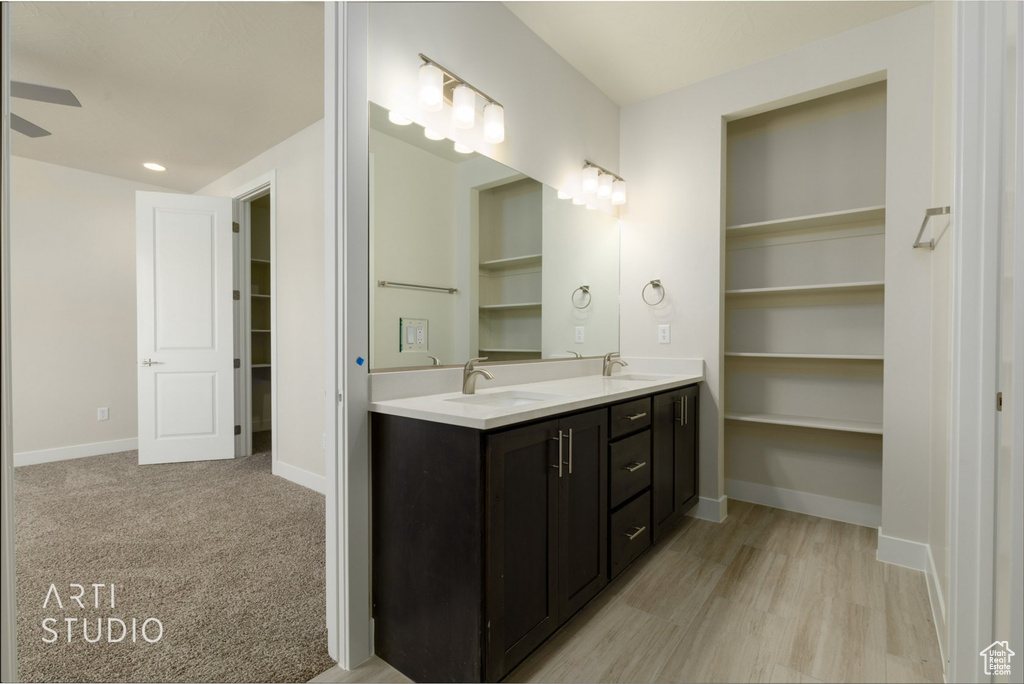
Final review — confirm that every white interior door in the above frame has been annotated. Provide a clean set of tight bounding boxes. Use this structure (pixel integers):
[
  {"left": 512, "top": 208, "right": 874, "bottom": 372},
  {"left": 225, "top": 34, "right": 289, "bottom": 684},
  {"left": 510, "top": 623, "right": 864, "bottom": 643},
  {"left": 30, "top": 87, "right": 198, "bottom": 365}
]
[{"left": 136, "top": 191, "right": 234, "bottom": 465}]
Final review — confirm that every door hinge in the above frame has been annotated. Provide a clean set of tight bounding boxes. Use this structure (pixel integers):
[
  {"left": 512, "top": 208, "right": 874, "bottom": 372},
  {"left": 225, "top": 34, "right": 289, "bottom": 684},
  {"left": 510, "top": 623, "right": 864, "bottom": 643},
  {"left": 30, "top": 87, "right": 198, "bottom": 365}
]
[
  {"left": 997, "top": 392, "right": 1003, "bottom": 412},
  {"left": 233, "top": 290, "right": 240, "bottom": 301},
  {"left": 234, "top": 425, "right": 242, "bottom": 435},
  {"left": 234, "top": 358, "right": 241, "bottom": 369},
  {"left": 232, "top": 221, "right": 240, "bottom": 233}
]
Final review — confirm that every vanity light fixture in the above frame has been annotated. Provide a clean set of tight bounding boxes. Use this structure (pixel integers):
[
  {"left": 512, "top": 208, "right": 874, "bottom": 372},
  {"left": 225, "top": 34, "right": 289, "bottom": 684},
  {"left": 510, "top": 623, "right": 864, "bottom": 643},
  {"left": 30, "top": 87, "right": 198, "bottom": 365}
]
[
  {"left": 583, "top": 160, "right": 628, "bottom": 207},
  {"left": 557, "top": 189, "right": 572, "bottom": 200},
  {"left": 581, "top": 166, "right": 599, "bottom": 194},
  {"left": 388, "top": 110, "right": 413, "bottom": 126},
  {"left": 423, "top": 128, "right": 445, "bottom": 141},
  {"left": 453, "top": 141, "right": 473, "bottom": 154},
  {"left": 572, "top": 196, "right": 586, "bottom": 206},
  {"left": 418, "top": 62, "right": 444, "bottom": 112},
  {"left": 418, "top": 54, "right": 505, "bottom": 144}
]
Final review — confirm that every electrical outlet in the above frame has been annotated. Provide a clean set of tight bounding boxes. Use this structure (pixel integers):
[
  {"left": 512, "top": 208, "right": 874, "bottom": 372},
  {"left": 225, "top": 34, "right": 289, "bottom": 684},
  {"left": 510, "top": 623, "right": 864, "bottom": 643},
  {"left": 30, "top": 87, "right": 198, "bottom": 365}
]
[
  {"left": 574, "top": 326, "right": 585, "bottom": 343},
  {"left": 97, "top": 407, "right": 109, "bottom": 421},
  {"left": 658, "top": 324, "right": 671, "bottom": 344}
]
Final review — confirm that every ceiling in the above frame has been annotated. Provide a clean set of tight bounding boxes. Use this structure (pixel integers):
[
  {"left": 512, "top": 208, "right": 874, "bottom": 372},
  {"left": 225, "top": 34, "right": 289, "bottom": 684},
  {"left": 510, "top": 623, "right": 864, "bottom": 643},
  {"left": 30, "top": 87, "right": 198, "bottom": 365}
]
[
  {"left": 505, "top": 1, "right": 924, "bottom": 106},
  {"left": 10, "top": 2, "right": 323, "bottom": 192}
]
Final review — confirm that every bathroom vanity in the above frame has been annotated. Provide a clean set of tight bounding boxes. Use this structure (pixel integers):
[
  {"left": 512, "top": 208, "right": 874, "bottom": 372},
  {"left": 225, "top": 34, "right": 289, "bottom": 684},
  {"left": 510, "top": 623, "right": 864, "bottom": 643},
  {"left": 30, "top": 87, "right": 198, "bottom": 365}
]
[{"left": 370, "top": 373, "right": 700, "bottom": 682}]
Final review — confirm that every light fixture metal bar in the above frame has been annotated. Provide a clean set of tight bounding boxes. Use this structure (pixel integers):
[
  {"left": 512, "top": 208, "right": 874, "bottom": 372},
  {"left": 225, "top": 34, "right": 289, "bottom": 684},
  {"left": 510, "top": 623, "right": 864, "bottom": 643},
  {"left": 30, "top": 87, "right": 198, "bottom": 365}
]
[
  {"left": 583, "top": 159, "right": 625, "bottom": 183},
  {"left": 419, "top": 53, "right": 502, "bottom": 107}
]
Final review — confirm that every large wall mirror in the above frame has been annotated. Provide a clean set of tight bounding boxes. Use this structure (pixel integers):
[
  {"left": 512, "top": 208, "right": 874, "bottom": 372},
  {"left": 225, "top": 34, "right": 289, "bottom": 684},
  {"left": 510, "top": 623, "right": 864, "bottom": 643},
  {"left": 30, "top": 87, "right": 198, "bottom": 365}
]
[{"left": 369, "top": 102, "right": 620, "bottom": 371}]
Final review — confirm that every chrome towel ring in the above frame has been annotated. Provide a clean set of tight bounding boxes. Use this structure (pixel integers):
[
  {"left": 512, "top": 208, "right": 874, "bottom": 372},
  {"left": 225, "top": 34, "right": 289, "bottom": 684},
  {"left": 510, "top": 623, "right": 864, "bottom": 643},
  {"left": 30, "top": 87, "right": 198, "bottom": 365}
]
[
  {"left": 642, "top": 279, "right": 665, "bottom": 306},
  {"left": 572, "top": 285, "right": 592, "bottom": 310}
]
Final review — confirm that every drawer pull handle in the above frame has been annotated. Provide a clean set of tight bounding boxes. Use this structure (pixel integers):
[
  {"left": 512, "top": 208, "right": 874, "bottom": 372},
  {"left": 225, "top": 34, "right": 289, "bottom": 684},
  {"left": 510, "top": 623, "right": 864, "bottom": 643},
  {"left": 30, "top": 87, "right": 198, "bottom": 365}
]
[
  {"left": 624, "top": 412, "right": 648, "bottom": 421},
  {"left": 623, "top": 461, "right": 648, "bottom": 473},
  {"left": 624, "top": 525, "right": 647, "bottom": 541}
]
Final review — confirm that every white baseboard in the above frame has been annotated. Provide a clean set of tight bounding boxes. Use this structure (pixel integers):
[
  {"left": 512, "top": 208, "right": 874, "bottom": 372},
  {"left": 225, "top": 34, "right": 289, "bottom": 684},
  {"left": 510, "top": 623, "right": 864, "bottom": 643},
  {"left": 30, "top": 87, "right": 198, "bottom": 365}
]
[
  {"left": 687, "top": 494, "right": 728, "bottom": 523},
  {"left": 272, "top": 459, "right": 326, "bottom": 495},
  {"left": 726, "top": 478, "right": 881, "bottom": 528},
  {"left": 876, "top": 528, "right": 929, "bottom": 571},
  {"left": 14, "top": 437, "right": 138, "bottom": 467},
  {"left": 925, "top": 544, "right": 948, "bottom": 674},
  {"left": 252, "top": 419, "right": 271, "bottom": 432}
]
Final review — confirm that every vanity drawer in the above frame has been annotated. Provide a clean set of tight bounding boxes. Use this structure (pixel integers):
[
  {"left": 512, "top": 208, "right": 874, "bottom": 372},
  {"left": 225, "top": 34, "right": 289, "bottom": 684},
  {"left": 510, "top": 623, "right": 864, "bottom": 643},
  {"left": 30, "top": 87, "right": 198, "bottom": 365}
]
[
  {"left": 610, "top": 430, "right": 651, "bottom": 509},
  {"left": 609, "top": 397, "right": 652, "bottom": 439},
  {"left": 610, "top": 491, "right": 651, "bottom": 579}
]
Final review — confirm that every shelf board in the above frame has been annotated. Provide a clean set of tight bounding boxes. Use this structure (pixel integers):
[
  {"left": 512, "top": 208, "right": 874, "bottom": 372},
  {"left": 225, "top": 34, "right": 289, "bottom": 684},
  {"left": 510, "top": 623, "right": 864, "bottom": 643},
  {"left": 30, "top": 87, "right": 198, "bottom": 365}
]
[
  {"left": 478, "top": 348, "right": 542, "bottom": 353},
  {"left": 725, "top": 352, "right": 884, "bottom": 360},
  {"left": 725, "top": 411, "right": 882, "bottom": 435},
  {"left": 725, "top": 281, "right": 884, "bottom": 297},
  {"left": 251, "top": 258, "right": 271, "bottom": 264},
  {"left": 252, "top": 329, "right": 271, "bottom": 333},
  {"left": 479, "top": 254, "right": 542, "bottom": 270},
  {"left": 479, "top": 302, "right": 542, "bottom": 311},
  {"left": 252, "top": 364, "right": 271, "bottom": 368},
  {"left": 725, "top": 205, "right": 886, "bottom": 238},
  {"left": 251, "top": 293, "right": 270, "bottom": 298}
]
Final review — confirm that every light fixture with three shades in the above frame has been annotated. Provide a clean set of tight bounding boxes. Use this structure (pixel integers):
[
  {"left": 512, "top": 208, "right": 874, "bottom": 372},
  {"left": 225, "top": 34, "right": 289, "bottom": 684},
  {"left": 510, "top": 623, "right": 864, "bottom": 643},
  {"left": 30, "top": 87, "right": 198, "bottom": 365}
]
[
  {"left": 416, "top": 54, "right": 505, "bottom": 148},
  {"left": 560, "top": 160, "right": 627, "bottom": 208}
]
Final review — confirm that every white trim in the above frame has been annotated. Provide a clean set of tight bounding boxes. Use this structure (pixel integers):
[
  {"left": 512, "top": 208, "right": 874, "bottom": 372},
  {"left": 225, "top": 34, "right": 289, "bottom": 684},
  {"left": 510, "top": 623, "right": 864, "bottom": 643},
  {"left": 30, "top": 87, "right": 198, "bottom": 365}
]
[
  {"left": 687, "top": 494, "right": 728, "bottom": 523},
  {"left": 727, "top": 478, "right": 881, "bottom": 528},
  {"left": 14, "top": 438, "right": 139, "bottom": 468},
  {"left": 876, "top": 528, "right": 928, "bottom": 571},
  {"left": 273, "top": 460, "right": 327, "bottom": 495},
  {"left": 926, "top": 544, "right": 948, "bottom": 674}
]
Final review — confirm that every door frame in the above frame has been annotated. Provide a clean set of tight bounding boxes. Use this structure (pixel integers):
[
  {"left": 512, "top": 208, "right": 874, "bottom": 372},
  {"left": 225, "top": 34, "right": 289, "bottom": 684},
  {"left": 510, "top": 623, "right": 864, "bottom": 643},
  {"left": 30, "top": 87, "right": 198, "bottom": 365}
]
[{"left": 232, "top": 171, "right": 277, "bottom": 465}]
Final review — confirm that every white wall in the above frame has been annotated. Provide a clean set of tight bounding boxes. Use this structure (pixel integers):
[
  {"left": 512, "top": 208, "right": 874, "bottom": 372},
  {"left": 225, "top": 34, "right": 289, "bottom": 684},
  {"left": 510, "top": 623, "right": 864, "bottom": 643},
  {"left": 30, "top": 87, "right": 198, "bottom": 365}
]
[
  {"left": 10, "top": 157, "right": 174, "bottom": 459},
  {"left": 619, "top": 5, "right": 939, "bottom": 541},
  {"left": 199, "top": 120, "right": 325, "bottom": 479},
  {"left": 370, "top": 129, "right": 458, "bottom": 369},
  {"left": 367, "top": 2, "right": 620, "bottom": 197}
]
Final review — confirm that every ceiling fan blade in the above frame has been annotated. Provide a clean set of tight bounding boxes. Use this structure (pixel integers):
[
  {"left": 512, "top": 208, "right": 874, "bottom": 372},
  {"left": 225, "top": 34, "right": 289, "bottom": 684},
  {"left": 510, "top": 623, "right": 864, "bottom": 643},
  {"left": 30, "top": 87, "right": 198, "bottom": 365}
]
[
  {"left": 10, "top": 113, "right": 52, "bottom": 138},
  {"left": 11, "top": 81, "right": 81, "bottom": 107}
]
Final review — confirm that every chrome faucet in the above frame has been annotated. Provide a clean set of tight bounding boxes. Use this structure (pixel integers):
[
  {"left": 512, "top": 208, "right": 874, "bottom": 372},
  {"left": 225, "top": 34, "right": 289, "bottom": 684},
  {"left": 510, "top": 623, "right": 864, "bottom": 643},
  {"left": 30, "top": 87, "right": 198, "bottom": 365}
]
[
  {"left": 602, "top": 352, "right": 628, "bottom": 377},
  {"left": 462, "top": 357, "right": 495, "bottom": 394},
  {"left": 427, "top": 355, "right": 441, "bottom": 366}
]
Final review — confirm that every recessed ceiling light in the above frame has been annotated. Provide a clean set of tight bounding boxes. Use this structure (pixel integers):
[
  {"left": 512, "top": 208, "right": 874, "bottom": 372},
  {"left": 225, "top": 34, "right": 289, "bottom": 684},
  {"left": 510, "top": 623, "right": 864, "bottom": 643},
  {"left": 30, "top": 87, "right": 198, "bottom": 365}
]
[{"left": 143, "top": 162, "right": 166, "bottom": 172}]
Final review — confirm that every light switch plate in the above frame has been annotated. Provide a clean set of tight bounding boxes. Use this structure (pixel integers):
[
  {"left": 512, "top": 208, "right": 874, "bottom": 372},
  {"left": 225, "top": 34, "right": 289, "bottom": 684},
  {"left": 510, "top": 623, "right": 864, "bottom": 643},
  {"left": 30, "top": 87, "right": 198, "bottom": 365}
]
[
  {"left": 658, "top": 324, "right": 671, "bottom": 344},
  {"left": 399, "top": 317, "right": 428, "bottom": 352},
  {"left": 574, "top": 326, "right": 585, "bottom": 343}
]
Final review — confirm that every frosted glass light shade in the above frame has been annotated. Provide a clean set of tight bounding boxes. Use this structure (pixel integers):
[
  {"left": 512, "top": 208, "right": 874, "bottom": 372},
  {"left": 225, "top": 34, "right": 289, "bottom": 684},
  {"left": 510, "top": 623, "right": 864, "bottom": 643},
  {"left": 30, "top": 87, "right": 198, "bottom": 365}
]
[
  {"left": 419, "top": 63, "right": 444, "bottom": 112},
  {"left": 572, "top": 196, "right": 586, "bottom": 205},
  {"left": 557, "top": 189, "right": 571, "bottom": 200},
  {"left": 453, "top": 141, "right": 473, "bottom": 154},
  {"left": 388, "top": 110, "right": 412, "bottom": 126},
  {"left": 581, "top": 166, "right": 599, "bottom": 194},
  {"left": 483, "top": 102, "right": 505, "bottom": 143},
  {"left": 452, "top": 85, "right": 475, "bottom": 129},
  {"left": 423, "top": 128, "right": 445, "bottom": 141},
  {"left": 597, "top": 174, "right": 613, "bottom": 198},
  {"left": 611, "top": 180, "right": 627, "bottom": 205}
]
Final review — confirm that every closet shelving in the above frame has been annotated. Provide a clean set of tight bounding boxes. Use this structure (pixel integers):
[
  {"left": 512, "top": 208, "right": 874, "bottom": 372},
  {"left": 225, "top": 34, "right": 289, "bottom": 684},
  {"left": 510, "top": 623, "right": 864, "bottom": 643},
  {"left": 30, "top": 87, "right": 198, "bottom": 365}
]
[
  {"left": 250, "top": 199, "right": 272, "bottom": 434},
  {"left": 477, "top": 178, "right": 543, "bottom": 362}
]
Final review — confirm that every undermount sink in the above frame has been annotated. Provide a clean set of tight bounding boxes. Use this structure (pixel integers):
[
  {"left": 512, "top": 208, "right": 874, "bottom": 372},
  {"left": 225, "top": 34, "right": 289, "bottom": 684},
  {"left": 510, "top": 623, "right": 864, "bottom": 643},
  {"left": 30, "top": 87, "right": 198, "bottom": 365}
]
[
  {"left": 603, "top": 373, "right": 672, "bottom": 382},
  {"left": 446, "top": 391, "right": 565, "bottom": 408}
]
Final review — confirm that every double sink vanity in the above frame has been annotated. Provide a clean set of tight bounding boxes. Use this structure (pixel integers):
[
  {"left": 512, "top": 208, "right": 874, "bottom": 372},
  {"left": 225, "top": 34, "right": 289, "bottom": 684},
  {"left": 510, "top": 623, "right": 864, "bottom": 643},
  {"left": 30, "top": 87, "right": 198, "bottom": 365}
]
[{"left": 369, "top": 359, "right": 702, "bottom": 682}]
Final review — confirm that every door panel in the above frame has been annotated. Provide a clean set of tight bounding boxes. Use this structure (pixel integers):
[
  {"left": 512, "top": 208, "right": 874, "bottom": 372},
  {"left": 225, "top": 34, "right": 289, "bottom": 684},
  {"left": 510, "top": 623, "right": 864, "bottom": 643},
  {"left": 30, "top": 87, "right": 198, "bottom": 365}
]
[
  {"left": 559, "top": 409, "right": 607, "bottom": 618},
  {"left": 137, "top": 192, "right": 234, "bottom": 465}
]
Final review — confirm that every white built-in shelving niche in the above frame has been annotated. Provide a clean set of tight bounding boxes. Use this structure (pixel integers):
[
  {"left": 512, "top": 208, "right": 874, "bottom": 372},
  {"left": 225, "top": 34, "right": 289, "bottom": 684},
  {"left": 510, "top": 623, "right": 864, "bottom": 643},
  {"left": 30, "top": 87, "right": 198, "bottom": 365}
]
[
  {"left": 723, "top": 81, "right": 887, "bottom": 523},
  {"left": 477, "top": 178, "right": 543, "bottom": 362}
]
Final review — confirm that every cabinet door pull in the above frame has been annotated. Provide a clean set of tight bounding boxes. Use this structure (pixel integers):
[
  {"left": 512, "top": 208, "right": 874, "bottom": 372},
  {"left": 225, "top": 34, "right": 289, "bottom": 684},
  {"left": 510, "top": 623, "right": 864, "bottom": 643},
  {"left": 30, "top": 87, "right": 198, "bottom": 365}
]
[
  {"left": 684, "top": 396, "right": 688, "bottom": 425},
  {"left": 624, "top": 412, "right": 647, "bottom": 421},
  {"left": 624, "top": 525, "right": 647, "bottom": 541},
  {"left": 623, "top": 461, "right": 648, "bottom": 473},
  {"left": 676, "top": 399, "right": 683, "bottom": 426},
  {"left": 568, "top": 428, "right": 573, "bottom": 475},
  {"left": 551, "top": 431, "right": 563, "bottom": 478}
]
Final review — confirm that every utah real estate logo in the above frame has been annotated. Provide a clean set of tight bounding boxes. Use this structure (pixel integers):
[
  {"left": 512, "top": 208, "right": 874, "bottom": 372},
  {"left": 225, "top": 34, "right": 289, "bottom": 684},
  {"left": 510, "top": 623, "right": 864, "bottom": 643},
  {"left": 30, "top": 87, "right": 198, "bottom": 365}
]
[{"left": 980, "top": 641, "right": 1015, "bottom": 677}]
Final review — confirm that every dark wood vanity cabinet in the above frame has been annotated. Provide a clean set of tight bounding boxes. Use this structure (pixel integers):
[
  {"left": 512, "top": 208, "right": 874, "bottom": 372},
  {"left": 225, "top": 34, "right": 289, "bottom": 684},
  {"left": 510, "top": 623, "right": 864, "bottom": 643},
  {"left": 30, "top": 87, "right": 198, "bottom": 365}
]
[
  {"left": 371, "top": 383, "right": 699, "bottom": 683},
  {"left": 651, "top": 385, "right": 700, "bottom": 540}
]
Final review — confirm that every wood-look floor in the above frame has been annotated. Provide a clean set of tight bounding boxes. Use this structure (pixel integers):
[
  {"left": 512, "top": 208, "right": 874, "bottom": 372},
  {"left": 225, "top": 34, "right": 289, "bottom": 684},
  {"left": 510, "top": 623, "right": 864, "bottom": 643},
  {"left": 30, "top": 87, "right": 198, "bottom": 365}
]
[{"left": 311, "top": 501, "right": 943, "bottom": 684}]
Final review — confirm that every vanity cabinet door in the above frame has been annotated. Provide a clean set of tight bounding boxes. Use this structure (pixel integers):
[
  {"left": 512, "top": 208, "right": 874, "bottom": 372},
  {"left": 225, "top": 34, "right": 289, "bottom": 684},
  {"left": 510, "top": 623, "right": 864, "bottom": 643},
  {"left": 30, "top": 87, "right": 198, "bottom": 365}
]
[
  {"left": 557, "top": 409, "right": 608, "bottom": 620},
  {"left": 652, "top": 386, "right": 700, "bottom": 541},
  {"left": 485, "top": 419, "right": 561, "bottom": 681}
]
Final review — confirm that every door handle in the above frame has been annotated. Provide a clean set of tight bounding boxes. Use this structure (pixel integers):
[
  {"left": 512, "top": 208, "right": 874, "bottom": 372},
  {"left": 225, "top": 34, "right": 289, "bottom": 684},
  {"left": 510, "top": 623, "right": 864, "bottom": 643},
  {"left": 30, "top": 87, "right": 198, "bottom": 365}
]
[
  {"left": 551, "top": 432, "right": 563, "bottom": 478},
  {"left": 624, "top": 525, "right": 647, "bottom": 541},
  {"left": 623, "top": 461, "right": 647, "bottom": 473},
  {"left": 677, "top": 397, "right": 688, "bottom": 425},
  {"left": 140, "top": 359, "right": 163, "bottom": 367},
  {"left": 568, "top": 428, "right": 573, "bottom": 475},
  {"left": 624, "top": 412, "right": 647, "bottom": 422}
]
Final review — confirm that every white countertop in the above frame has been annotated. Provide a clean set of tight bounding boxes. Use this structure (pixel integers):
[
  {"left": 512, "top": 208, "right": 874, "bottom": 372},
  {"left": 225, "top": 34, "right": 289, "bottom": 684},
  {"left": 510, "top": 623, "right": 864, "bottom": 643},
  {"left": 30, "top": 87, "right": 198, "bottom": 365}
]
[{"left": 369, "top": 371, "right": 703, "bottom": 430}]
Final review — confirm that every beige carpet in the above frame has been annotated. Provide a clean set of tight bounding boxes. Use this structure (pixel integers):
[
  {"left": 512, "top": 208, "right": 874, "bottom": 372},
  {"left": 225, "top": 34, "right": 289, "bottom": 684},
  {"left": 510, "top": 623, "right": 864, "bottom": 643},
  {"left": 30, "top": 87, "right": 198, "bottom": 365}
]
[{"left": 14, "top": 433, "right": 335, "bottom": 682}]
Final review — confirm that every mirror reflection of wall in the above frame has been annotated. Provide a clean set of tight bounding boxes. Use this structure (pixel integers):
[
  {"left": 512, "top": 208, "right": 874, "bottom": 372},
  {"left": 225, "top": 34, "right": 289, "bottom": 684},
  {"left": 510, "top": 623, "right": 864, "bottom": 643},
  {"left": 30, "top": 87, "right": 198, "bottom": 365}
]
[{"left": 368, "top": 102, "right": 619, "bottom": 371}]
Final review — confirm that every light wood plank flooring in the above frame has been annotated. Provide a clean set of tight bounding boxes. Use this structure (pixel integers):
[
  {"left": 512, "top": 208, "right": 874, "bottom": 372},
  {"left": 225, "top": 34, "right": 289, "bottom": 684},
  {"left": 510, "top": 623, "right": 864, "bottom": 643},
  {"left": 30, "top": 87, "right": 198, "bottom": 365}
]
[{"left": 311, "top": 502, "right": 943, "bottom": 684}]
